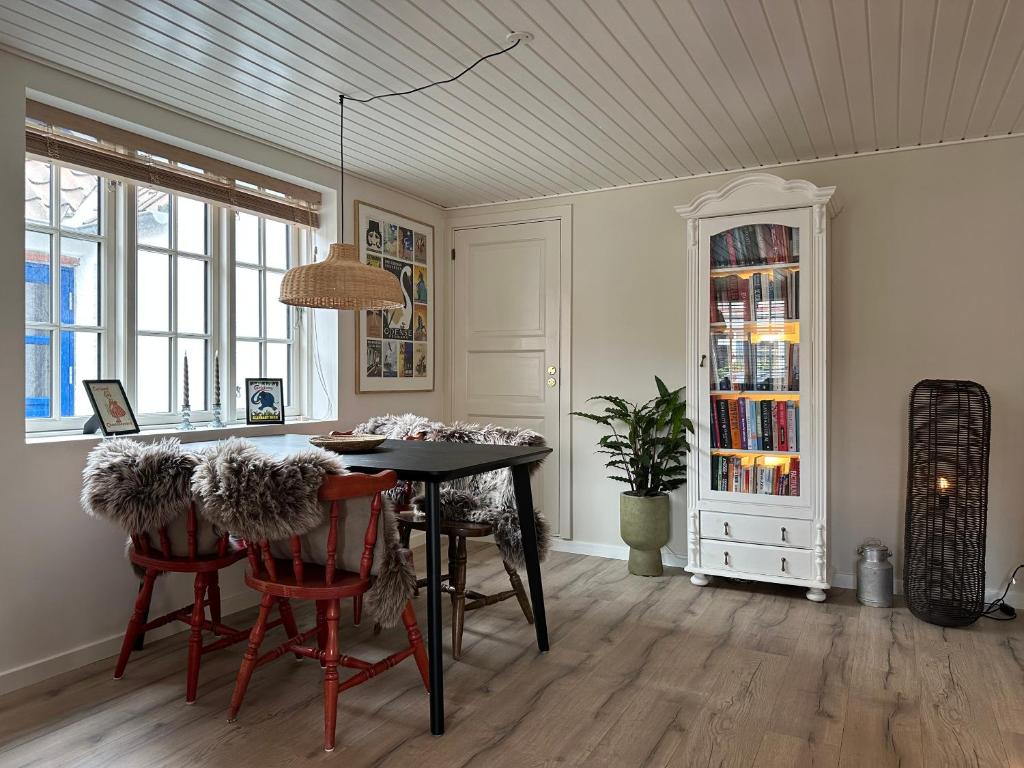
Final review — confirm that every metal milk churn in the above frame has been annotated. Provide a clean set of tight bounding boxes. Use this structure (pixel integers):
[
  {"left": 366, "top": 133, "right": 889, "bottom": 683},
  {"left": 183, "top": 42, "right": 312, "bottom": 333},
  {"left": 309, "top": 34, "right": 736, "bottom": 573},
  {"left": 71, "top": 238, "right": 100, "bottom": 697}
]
[{"left": 856, "top": 539, "right": 894, "bottom": 608}]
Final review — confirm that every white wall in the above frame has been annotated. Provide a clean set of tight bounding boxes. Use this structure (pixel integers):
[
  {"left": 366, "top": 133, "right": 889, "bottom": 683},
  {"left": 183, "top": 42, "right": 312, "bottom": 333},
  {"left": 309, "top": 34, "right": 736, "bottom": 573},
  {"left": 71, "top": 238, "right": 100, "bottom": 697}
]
[
  {"left": 453, "top": 137, "right": 1024, "bottom": 598},
  {"left": 0, "top": 50, "right": 445, "bottom": 693}
]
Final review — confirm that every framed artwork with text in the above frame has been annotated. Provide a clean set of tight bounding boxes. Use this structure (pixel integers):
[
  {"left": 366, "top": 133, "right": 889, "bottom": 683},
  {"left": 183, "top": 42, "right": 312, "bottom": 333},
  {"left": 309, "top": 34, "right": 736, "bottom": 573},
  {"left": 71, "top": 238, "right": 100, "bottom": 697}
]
[{"left": 355, "top": 200, "right": 434, "bottom": 392}]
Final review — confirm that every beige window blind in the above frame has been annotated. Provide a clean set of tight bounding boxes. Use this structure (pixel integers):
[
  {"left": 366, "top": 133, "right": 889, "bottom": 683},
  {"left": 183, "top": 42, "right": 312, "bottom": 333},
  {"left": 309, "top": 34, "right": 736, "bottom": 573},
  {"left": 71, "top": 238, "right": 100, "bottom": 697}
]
[{"left": 25, "top": 100, "right": 320, "bottom": 228}]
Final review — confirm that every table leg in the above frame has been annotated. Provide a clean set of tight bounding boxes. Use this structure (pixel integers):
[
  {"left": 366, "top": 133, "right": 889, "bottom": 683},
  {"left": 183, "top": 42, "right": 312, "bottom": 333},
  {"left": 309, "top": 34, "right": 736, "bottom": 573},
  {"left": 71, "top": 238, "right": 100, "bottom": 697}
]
[
  {"left": 423, "top": 480, "right": 445, "bottom": 735},
  {"left": 511, "top": 465, "right": 549, "bottom": 652}
]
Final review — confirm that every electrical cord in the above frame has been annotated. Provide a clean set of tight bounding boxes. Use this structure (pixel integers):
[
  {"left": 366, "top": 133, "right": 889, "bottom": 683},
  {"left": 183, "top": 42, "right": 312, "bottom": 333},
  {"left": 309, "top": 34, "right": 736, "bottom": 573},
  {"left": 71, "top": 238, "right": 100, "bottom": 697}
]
[
  {"left": 336, "top": 37, "right": 523, "bottom": 242},
  {"left": 981, "top": 563, "right": 1022, "bottom": 621}
]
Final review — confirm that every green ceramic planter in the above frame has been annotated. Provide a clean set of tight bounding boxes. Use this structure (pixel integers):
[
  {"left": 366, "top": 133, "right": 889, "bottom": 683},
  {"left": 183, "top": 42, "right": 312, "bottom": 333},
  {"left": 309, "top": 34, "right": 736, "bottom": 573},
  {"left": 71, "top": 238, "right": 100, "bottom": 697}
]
[{"left": 619, "top": 492, "right": 670, "bottom": 576}]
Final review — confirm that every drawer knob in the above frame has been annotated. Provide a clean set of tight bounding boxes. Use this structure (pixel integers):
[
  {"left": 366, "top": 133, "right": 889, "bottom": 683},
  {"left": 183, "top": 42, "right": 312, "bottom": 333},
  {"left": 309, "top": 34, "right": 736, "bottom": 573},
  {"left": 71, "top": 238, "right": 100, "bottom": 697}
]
[
  {"left": 723, "top": 522, "right": 731, "bottom": 536},
  {"left": 781, "top": 557, "right": 788, "bottom": 573},
  {"left": 724, "top": 551, "right": 731, "bottom": 567},
  {"left": 781, "top": 526, "right": 788, "bottom": 543}
]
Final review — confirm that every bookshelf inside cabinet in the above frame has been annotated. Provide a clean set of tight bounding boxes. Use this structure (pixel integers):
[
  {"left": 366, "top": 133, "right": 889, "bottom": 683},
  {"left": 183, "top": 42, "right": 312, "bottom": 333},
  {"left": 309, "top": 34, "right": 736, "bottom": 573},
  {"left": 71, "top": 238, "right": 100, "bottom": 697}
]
[{"left": 676, "top": 174, "right": 836, "bottom": 601}]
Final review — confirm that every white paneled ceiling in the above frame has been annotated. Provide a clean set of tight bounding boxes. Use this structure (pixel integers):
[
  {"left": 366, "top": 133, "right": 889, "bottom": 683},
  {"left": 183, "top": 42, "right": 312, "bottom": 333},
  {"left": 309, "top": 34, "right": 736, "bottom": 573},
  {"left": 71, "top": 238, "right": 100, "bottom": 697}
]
[{"left": 2, "top": 0, "right": 1023, "bottom": 208}]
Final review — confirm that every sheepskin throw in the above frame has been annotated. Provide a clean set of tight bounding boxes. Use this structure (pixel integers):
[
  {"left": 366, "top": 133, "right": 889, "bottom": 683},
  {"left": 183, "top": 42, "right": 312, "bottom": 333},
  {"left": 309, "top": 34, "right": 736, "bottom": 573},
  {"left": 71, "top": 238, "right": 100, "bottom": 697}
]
[
  {"left": 417, "top": 421, "right": 551, "bottom": 569},
  {"left": 353, "top": 412, "right": 442, "bottom": 440},
  {"left": 192, "top": 438, "right": 415, "bottom": 628},
  {"left": 82, "top": 437, "right": 198, "bottom": 534}
]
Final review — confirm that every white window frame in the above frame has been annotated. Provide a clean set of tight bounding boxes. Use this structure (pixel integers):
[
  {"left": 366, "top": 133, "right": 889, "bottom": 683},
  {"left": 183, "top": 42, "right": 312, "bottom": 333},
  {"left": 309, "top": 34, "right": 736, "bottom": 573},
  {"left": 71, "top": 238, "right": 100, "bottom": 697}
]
[
  {"left": 226, "top": 211, "right": 305, "bottom": 422},
  {"left": 24, "top": 157, "right": 116, "bottom": 433},
  {"left": 24, "top": 154, "right": 314, "bottom": 435}
]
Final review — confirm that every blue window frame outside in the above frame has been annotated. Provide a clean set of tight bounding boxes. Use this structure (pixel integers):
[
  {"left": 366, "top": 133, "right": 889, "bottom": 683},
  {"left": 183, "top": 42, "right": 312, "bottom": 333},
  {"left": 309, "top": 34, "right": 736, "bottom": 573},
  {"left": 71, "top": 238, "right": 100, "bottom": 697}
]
[{"left": 24, "top": 262, "right": 76, "bottom": 418}]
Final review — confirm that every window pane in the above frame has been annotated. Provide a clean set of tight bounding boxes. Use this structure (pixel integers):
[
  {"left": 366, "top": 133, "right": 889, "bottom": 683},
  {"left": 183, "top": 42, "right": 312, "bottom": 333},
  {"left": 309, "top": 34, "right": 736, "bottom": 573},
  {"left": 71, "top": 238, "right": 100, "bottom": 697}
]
[
  {"left": 63, "top": 331, "right": 100, "bottom": 417},
  {"left": 265, "top": 271, "right": 287, "bottom": 339},
  {"left": 235, "top": 267, "right": 260, "bottom": 336},
  {"left": 137, "top": 250, "right": 170, "bottom": 332},
  {"left": 25, "top": 330, "right": 52, "bottom": 419},
  {"left": 177, "top": 257, "right": 207, "bottom": 334},
  {"left": 60, "top": 238, "right": 100, "bottom": 327},
  {"left": 235, "top": 340, "right": 260, "bottom": 410},
  {"left": 266, "top": 342, "right": 289, "bottom": 405},
  {"left": 177, "top": 196, "right": 207, "bottom": 254},
  {"left": 235, "top": 212, "right": 259, "bottom": 264},
  {"left": 178, "top": 338, "right": 207, "bottom": 411},
  {"left": 137, "top": 335, "right": 170, "bottom": 413},
  {"left": 60, "top": 168, "right": 100, "bottom": 235},
  {"left": 25, "top": 160, "right": 50, "bottom": 225},
  {"left": 137, "top": 188, "right": 170, "bottom": 248},
  {"left": 25, "top": 230, "right": 51, "bottom": 323},
  {"left": 265, "top": 220, "right": 288, "bottom": 269}
]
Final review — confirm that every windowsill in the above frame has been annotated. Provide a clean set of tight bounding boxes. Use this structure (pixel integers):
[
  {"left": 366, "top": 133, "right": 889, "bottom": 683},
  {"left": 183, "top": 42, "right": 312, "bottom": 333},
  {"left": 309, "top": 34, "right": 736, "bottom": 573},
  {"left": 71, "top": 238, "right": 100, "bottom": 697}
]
[{"left": 25, "top": 416, "right": 339, "bottom": 446}]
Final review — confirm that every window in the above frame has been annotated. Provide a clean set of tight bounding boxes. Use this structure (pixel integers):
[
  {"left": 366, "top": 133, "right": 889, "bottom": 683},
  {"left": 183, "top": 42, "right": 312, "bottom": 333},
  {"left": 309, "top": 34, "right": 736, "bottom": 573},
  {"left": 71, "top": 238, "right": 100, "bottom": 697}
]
[
  {"left": 232, "top": 212, "right": 297, "bottom": 411},
  {"left": 24, "top": 156, "right": 313, "bottom": 433},
  {"left": 24, "top": 160, "right": 111, "bottom": 423},
  {"left": 134, "top": 188, "right": 211, "bottom": 416}
]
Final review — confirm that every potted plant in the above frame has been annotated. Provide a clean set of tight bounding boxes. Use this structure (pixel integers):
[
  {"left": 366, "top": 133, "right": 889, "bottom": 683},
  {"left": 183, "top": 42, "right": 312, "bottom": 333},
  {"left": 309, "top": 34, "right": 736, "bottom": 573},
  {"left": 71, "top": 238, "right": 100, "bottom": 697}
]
[{"left": 572, "top": 377, "right": 694, "bottom": 576}]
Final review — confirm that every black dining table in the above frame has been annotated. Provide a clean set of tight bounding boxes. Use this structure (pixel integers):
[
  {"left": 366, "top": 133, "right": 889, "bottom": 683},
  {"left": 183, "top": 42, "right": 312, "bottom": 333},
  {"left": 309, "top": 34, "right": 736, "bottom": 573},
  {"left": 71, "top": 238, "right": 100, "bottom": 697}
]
[{"left": 185, "top": 433, "right": 552, "bottom": 735}]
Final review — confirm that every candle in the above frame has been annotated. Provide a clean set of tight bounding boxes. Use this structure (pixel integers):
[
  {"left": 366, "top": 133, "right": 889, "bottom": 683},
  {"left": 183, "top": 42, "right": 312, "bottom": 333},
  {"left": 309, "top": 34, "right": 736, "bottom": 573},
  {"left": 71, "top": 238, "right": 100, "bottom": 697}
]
[
  {"left": 182, "top": 351, "right": 190, "bottom": 411},
  {"left": 214, "top": 350, "right": 220, "bottom": 408}
]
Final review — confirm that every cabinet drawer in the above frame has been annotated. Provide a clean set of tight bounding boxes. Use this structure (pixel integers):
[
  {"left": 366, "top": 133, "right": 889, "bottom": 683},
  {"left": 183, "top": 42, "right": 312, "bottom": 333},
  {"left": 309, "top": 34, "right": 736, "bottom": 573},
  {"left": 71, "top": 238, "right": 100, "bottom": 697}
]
[
  {"left": 701, "top": 511, "right": 812, "bottom": 549},
  {"left": 700, "top": 539, "right": 814, "bottom": 581}
]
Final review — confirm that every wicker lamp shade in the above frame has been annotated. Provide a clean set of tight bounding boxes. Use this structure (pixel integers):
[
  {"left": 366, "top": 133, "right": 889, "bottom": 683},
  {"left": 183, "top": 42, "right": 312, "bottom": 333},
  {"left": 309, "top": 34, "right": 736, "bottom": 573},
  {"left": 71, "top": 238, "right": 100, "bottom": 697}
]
[
  {"left": 279, "top": 243, "right": 403, "bottom": 310},
  {"left": 904, "top": 379, "right": 991, "bottom": 627}
]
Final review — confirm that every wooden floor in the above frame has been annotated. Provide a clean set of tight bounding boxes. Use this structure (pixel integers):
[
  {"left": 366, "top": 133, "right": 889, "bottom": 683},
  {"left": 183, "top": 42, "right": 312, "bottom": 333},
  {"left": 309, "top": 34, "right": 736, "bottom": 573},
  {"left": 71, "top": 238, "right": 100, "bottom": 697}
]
[{"left": 1, "top": 545, "right": 1022, "bottom": 767}]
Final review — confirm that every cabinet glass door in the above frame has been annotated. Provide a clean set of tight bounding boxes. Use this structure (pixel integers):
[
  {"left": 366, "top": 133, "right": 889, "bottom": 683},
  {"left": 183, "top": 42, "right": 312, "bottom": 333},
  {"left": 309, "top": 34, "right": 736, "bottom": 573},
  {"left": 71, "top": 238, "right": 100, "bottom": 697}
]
[{"left": 706, "top": 221, "right": 802, "bottom": 499}]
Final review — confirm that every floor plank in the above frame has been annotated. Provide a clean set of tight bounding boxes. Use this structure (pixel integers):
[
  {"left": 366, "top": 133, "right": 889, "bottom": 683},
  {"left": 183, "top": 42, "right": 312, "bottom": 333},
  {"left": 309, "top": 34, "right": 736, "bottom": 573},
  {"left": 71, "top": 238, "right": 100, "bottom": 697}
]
[{"left": 1, "top": 545, "right": 1022, "bottom": 767}]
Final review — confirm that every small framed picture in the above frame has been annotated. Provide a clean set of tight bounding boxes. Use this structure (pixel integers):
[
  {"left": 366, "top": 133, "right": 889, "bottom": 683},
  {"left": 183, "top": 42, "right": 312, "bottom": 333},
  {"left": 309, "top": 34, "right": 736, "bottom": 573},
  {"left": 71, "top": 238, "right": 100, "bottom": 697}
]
[
  {"left": 245, "top": 378, "right": 285, "bottom": 425},
  {"left": 82, "top": 380, "right": 140, "bottom": 436}
]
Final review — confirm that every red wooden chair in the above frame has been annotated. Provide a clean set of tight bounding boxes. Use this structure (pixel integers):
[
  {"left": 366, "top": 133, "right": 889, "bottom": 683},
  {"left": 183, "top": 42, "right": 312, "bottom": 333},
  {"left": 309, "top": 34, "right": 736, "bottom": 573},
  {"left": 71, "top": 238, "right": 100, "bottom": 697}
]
[
  {"left": 117, "top": 505, "right": 299, "bottom": 703},
  {"left": 226, "top": 469, "right": 429, "bottom": 752}
]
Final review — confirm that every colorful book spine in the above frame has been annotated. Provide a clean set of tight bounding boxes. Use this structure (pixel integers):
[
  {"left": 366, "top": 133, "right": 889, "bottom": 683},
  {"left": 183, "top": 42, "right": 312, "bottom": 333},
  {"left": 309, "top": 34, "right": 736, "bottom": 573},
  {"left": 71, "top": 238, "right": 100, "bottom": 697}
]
[
  {"left": 737, "top": 398, "right": 748, "bottom": 450},
  {"left": 727, "top": 399, "right": 742, "bottom": 449},
  {"left": 776, "top": 401, "right": 788, "bottom": 451},
  {"left": 716, "top": 398, "right": 731, "bottom": 449},
  {"left": 787, "top": 401, "right": 797, "bottom": 453}
]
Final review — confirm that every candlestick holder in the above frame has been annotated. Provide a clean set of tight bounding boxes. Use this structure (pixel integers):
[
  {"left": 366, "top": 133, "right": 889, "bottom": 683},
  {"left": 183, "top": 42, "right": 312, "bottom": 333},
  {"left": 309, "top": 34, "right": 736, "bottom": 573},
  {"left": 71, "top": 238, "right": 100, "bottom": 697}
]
[
  {"left": 176, "top": 405, "right": 196, "bottom": 431},
  {"left": 209, "top": 404, "right": 226, "bottom": 429}
]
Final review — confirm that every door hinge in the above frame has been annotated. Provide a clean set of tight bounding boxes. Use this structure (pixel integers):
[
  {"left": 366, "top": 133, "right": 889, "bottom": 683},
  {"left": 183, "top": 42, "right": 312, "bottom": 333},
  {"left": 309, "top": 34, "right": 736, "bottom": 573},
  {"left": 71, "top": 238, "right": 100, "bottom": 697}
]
[{"left": 451, "top": 248, "right": 456, "bottom": 261}]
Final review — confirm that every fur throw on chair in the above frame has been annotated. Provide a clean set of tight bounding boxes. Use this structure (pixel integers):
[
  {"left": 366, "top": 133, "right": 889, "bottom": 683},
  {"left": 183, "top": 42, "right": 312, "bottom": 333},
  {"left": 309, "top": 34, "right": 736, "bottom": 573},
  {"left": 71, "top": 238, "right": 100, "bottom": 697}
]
[
  {"left": 191, "top": 438, "right": 416, "bottom": 628},
  {"left": 82, "top": 437, "right": 199, "bottom": 534},
  {"left": 353, "top": 412, "right": 442, "bottom": 440},
  {"left": 417, "top": 422, "right": 551, "bottom": 569}
]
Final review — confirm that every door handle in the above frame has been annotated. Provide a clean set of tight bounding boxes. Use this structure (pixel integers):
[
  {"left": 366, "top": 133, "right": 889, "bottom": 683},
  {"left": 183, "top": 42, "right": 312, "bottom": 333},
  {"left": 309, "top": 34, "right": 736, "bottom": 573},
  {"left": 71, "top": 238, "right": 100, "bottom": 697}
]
[
  {"left": 699, "top": 354, "right": 707, "bottom": 368},
  {"left": 547, "top": 377, "right": 557, "bottom": 388}
]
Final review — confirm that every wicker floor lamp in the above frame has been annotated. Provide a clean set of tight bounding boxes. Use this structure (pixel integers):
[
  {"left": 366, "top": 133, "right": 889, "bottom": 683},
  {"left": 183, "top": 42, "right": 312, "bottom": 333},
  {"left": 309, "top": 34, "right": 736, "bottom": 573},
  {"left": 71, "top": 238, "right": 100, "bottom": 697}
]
[{"left": 904, "top": 380, "right": 991, "bottom": 627}]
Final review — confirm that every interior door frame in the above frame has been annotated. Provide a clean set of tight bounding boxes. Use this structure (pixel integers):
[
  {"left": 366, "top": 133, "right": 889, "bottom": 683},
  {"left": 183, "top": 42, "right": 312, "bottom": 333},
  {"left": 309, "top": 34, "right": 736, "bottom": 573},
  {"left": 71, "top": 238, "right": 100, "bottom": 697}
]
[{"left": 445, "top": 204, "right": 573, "bottom": 539}]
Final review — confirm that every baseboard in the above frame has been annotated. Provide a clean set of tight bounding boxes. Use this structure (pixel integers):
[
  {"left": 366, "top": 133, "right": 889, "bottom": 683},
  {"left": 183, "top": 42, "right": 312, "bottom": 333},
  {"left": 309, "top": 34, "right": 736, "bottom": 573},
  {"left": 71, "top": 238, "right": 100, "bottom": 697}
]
[
  {"left": 549, "top": 538, "right": 688, "bottom": 568},
  {"left": 0, "top": 590, "right": 259, "bottom": 696},
  {"left": 553, "top": 544, "right": 1021, "bottom": 605}
]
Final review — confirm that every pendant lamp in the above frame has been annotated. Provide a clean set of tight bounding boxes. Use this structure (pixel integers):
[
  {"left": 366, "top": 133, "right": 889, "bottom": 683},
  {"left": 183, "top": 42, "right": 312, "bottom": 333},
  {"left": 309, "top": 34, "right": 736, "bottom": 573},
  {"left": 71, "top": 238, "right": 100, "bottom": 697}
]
[
  {"left": 279, "top": 97, "right": 403, "bottom": 309},
  {"left": 278, "top": 32, "right": 529, "bottom": 310}
]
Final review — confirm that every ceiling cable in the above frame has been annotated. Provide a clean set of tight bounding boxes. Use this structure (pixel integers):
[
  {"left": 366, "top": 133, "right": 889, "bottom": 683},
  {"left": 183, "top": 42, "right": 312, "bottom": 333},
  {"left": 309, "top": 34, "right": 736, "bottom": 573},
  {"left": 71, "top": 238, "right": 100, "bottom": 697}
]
[{"left": 337, "top": 34, "right": 528, "bottom": 242}]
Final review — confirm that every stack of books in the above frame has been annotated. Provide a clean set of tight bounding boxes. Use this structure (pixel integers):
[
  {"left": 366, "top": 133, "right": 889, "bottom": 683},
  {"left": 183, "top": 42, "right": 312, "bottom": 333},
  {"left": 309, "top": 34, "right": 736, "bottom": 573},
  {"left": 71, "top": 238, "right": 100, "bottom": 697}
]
[
  {"left": 711, "top": 455, "right": 801, "bottom": 496},
  {"left": 710, "top": 223, "right": 798, "bottom": 268},
  {"left": 710, "top": 269, "right": 799, "bottom": 323},
  {"left": 710, "top": 396, "right": 799, "bottom": 452},
  {"left": 710, "top": 336, "right": 799, "bottom": 392}
]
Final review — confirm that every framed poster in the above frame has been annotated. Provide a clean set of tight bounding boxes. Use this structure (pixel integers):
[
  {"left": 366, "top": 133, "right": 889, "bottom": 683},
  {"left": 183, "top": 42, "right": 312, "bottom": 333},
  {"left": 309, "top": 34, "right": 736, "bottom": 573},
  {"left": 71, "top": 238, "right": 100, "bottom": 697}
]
[
  {"left": 245, "top": 378, "right": 285, "bottom": 425},
  {"left": 355, "top": 200, "right": 434, "bottom": 392},
  {"left": 82, "top": 379, "right": 140, "bottom": 436}
]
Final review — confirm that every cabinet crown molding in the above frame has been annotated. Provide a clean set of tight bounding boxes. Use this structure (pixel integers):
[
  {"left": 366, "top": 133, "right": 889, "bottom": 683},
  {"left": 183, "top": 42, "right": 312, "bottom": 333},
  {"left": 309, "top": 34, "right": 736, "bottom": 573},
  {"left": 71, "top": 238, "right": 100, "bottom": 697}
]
[{"left": 674, "top": 173, "right": 838, "bottom": 220}]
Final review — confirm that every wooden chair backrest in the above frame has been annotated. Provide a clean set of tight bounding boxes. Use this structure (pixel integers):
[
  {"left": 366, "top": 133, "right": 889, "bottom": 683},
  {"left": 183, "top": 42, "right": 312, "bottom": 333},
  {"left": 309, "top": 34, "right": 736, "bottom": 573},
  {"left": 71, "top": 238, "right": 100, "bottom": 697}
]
[
  {"left": 249, "top": 470, "right": 398, "bottom": 586},
  {"left": 130, "top": 503, "right": 230, "bottom": 562}
]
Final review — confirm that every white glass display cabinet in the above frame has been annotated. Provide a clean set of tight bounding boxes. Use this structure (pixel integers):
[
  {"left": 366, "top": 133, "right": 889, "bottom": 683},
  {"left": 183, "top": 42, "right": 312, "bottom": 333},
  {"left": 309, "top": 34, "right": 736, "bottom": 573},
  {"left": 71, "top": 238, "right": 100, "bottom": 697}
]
[{"left": 675, "top": 174, "right": 837, "bottom": 602}]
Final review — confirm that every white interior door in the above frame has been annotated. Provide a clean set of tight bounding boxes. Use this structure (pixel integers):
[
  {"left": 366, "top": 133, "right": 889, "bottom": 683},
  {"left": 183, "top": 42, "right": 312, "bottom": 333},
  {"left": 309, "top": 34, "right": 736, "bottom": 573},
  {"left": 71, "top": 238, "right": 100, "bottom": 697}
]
[{"left": 453, "top": 220, "right": 563, "bottom": 536}]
